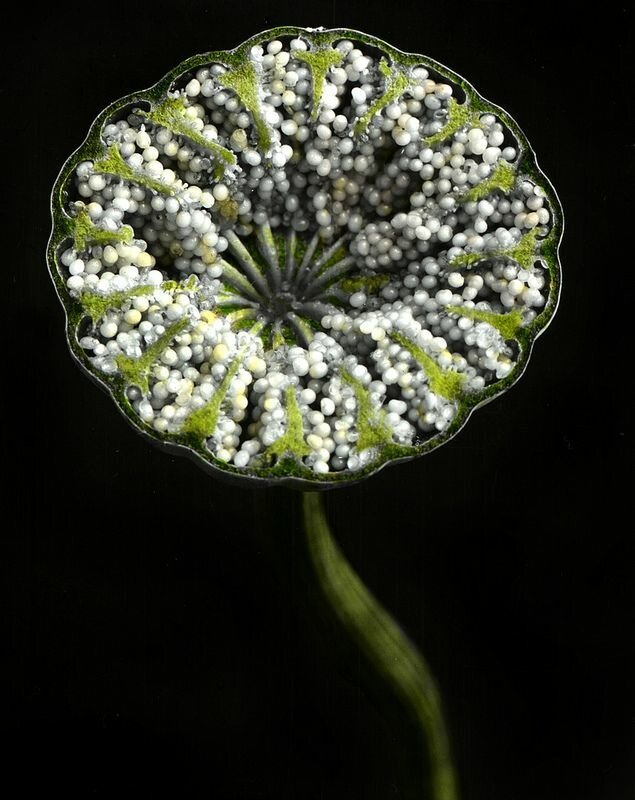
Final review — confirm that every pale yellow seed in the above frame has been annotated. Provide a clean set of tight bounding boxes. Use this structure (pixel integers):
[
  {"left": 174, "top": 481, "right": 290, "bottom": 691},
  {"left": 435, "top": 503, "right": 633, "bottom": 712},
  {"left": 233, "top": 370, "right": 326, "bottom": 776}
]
[
  {"left": 136, "top": 252, "right": 154, "bottom": 268},
  {"left": 212, "top": 343, "right": 229, "bottom": 362},
  {"left": 307, "top": 434, "right": 323, "bottom": 450},
  {"left": 124, "top": 309, "right": 142, "bottom": 325}
]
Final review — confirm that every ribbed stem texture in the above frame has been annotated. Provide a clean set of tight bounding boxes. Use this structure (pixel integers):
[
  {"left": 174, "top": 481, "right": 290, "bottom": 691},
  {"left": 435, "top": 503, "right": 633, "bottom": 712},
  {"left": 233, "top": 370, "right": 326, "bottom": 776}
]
[{"left": 302, "top": 492, "right": 459, "bottom": 800}]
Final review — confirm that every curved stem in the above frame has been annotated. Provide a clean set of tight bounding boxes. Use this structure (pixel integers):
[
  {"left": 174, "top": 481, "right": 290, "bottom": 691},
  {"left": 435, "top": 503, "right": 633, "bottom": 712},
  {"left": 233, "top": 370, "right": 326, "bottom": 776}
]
[{"left": 302, "top": 492, "right": 459, "bottom": 800}]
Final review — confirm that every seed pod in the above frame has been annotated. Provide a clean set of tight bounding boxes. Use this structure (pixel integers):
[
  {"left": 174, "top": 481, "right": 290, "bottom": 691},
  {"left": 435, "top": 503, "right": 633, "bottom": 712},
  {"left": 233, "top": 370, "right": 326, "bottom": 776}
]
[{"left": 48, "top": 26, "right": 562, "bottom": 488}]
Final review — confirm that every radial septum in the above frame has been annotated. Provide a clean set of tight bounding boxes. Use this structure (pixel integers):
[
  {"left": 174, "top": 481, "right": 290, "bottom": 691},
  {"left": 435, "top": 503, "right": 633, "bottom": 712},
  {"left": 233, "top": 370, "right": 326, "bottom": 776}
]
[{"left": 50, "top": 27, "right": 561, "bottom": 485}]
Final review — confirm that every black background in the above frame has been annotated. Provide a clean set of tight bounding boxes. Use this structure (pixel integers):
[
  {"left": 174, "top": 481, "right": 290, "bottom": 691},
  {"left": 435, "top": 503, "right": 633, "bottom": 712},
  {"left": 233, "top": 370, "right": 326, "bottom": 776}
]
[{"left": 5, "top": 3, "right": 633, "bottom": 798}]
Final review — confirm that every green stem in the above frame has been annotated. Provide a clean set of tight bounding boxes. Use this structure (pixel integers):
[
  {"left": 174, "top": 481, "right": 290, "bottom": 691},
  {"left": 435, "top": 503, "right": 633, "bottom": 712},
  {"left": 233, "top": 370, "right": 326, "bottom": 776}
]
[{"left": 302, "top": 492, "right": 459, "bottom": 800}]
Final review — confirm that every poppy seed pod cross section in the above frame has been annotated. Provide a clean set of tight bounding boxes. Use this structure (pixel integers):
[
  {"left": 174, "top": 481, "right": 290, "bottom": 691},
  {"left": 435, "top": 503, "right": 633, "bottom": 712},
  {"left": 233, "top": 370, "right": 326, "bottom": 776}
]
[{"left": 48, "top": 26, "right": 562, "bottom": 487}]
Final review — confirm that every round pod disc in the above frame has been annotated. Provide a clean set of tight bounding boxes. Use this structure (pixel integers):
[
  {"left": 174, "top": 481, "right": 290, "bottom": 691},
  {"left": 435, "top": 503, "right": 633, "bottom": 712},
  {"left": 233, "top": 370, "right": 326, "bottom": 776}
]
[{"left": 48, "top": 26, "right": 562, "bottom": 488}]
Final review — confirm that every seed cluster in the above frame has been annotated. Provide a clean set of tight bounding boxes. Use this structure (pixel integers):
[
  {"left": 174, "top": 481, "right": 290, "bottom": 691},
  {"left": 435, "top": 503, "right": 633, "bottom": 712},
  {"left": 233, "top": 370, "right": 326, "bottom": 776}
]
[{"left": 54, "top": 31, "right": 556, "bottom": 479}]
